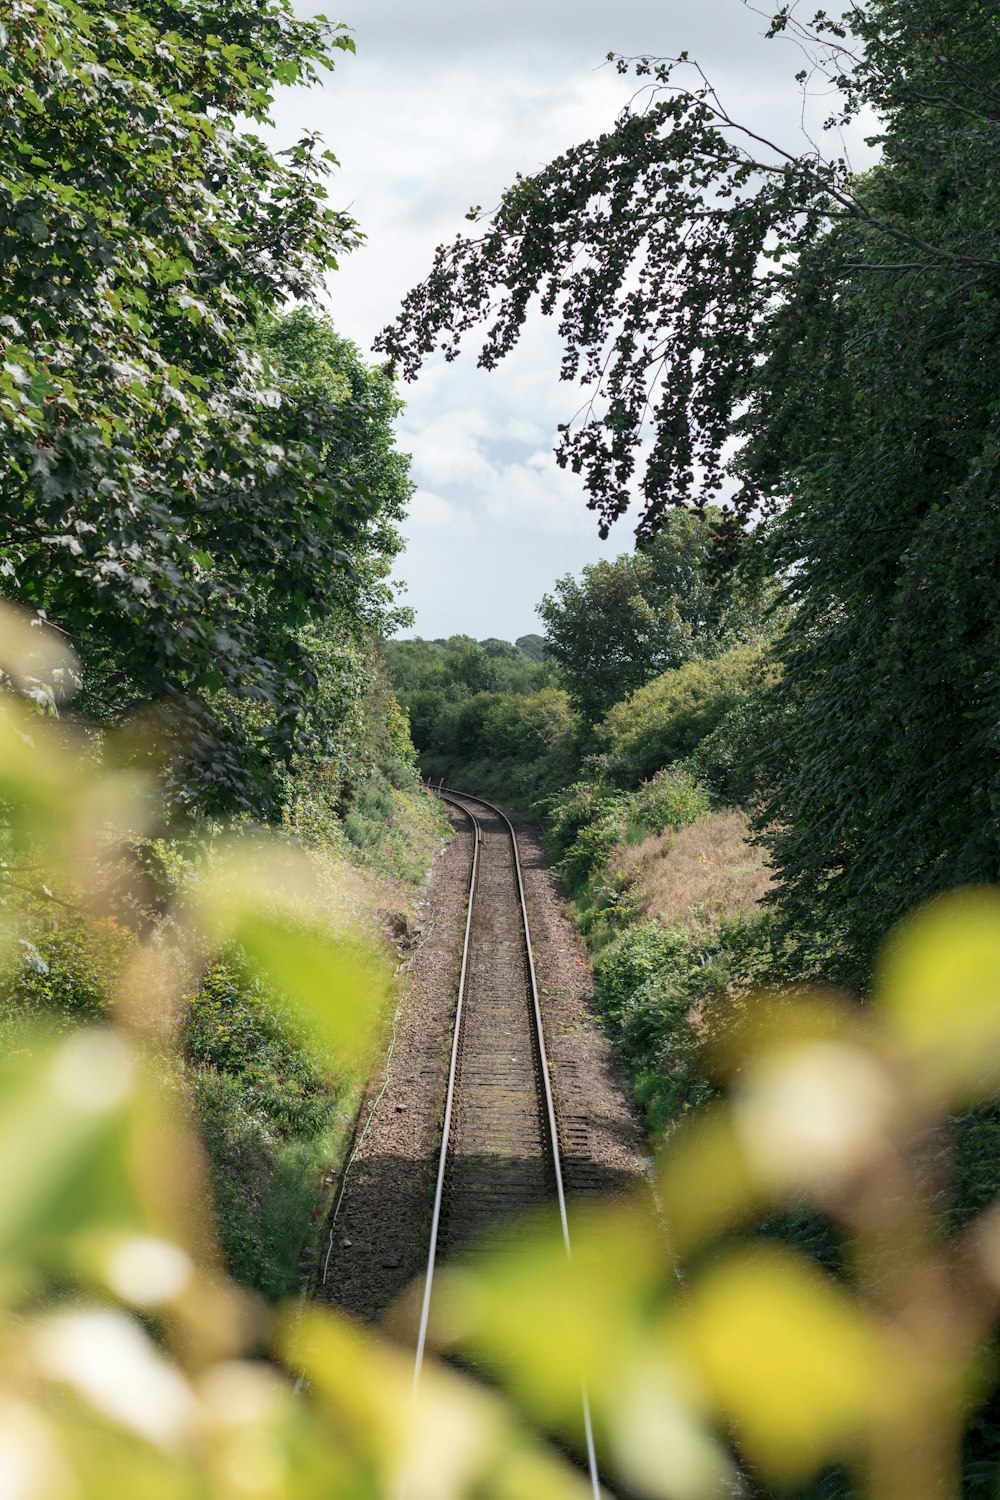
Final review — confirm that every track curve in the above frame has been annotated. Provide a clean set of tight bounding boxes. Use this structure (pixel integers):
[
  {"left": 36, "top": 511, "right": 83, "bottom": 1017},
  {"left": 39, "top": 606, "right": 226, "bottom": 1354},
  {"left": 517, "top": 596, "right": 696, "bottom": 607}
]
[{"left": 413, "top": 789, "right": 600, "bottom": 1496}]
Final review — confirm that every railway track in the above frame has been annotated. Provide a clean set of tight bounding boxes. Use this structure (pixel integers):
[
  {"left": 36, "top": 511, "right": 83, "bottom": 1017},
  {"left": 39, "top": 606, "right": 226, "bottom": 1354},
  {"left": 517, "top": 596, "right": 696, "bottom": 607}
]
[{"left": 413, "top": 789, "right": 601, "bottom": 1497}]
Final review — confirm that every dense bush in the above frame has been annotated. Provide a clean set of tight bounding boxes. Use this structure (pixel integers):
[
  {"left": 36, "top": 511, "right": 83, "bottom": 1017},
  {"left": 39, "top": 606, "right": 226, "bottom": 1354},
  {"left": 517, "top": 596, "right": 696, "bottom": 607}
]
[
  {"left": 542, "top": 781, "right": 622, "bottom": 863},
  {"left": 185, "top": 960, "right": 334, "bottom": 1138},
  {"left": 596, "top": 645, "right": 778, "bottom": 791},
  {"left": 415, "top": 686, "right": 579, "bottom": 812},
  {"left": 626, "top": 769, "right": 713, "bottom": 839},
  {"left": 7, "top": 911, "right": 129, "bottom": 1026},
  {"left": 593, "top": 916, "right": 774, "bottom": 1135},
  {"left": 556, "top": 807, "right": 630, "bottom": 892},
  {"left": 278, "top": 629, "right": 447, "bottom": 883},
  {"left": 546, "top": 771, "right": 711, "bottom": 894}
]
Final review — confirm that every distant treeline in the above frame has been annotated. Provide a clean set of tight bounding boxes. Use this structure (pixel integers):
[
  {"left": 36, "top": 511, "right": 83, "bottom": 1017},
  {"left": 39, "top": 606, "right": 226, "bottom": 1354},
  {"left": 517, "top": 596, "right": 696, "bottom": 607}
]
[{"left": 387, "top": 508, "right": 777, "bottom": 814}]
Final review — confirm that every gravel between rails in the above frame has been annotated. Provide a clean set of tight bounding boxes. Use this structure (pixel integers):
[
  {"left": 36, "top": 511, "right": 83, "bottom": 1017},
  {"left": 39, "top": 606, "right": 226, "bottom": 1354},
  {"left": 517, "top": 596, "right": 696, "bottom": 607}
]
[{"left": 314, "top": 796, "right": 647, "bottom": 1326}]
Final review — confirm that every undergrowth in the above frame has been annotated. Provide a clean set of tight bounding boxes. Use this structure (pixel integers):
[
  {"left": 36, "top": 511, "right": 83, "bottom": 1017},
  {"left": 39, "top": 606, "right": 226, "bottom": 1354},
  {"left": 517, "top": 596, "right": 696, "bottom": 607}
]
[
  {"left": 1, "top": 712, "right": 444, "bottom": 1302},
  {"left": 544, "top": 770, "right": 779, "bottom": 1140}
]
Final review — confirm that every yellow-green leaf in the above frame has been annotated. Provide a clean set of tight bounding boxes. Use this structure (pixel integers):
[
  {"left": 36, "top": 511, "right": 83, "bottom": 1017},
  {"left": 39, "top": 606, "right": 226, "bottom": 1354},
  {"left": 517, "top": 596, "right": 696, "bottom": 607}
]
[
  {"left": 678, "top": 1244, "right": 875, "bottom": 1485},
  {"left": 875, "top": 887, "right": 1000, "bottom": 1102}
]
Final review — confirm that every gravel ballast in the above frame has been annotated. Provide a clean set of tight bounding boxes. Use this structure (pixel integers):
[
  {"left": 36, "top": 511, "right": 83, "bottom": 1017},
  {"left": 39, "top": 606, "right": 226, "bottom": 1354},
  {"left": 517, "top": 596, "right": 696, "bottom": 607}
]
[{"left": 314, "top": 799, "right": 647, "bottom": 1325}]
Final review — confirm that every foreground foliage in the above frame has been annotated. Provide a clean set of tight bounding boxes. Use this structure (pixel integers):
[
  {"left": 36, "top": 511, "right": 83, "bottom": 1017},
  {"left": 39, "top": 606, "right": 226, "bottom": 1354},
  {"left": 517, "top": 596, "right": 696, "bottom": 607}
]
[{"left": 5, "top": 613, "right": 1000, "bottom": 1499}]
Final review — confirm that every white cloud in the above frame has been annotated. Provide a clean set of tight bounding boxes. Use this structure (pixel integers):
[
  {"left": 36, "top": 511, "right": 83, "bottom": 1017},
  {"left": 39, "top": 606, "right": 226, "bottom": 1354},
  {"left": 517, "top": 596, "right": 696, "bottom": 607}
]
[
  {"left": 401, "top": 408, "right": 496, "bottom": 490},
  {"left": 406, "top": 488, "right": 477, "bottom": 535},
  {"left": 269, "top": 1, "right": 877, "bottom": 638}
]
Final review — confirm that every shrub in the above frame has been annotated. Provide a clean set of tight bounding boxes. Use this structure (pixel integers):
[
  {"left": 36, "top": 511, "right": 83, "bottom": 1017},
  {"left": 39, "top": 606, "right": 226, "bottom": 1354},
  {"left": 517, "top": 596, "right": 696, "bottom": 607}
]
[
  {"left": 185, "top": 959, "right": 335, "bottom": 1136},
  {"left": 627, "top": 768, "right": 712, "bottom": 838},
  {"left": 6, "top": 911, "right": 130, "bottom": 1025},
  {"left": 544, "top": 781, "right": 630, "bottom": 891},
  {"left": 545, "top": 782, "right": 626, "bottom": 863},
  {"left": 548, "top": 771, "right": 710, "bottom": 895},
  {"left": 190, "top": 1065, "right": 353, "bottom": 1300},
  {"left": 594, "top": 920, "right": 719, "bottom": 1132},
  {"left": 596, "top": 645, "right": 779, "bottom": 788},
  {"left": 557, "top": 810, "right": 629, "bottom": 891},
  {"left": 593, "top": 914, "right": 779, "bottom": 1136},
  {"left": 592, "top": 920, "right": 692, "bottom": 1026}
]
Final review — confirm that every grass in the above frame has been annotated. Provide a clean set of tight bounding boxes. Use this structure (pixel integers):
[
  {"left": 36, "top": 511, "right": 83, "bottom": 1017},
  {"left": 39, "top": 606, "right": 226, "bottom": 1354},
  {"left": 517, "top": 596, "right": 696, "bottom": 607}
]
[
  {"left": 610, "top": 809, "right": 772, "bottom": 931},
  {"left": 551, "top": 798, "right": 778, "bottom": 1139},
  {"left": 191, "top": 1056, "right": 364, "bottom": 1300}
]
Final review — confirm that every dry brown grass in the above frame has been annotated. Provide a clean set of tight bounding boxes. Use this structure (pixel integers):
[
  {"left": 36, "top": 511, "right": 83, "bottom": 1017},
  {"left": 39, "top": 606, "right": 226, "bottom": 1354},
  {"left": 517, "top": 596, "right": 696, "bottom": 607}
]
[{"left": 611, "top": 809, "right": 772, "bottom": 930}]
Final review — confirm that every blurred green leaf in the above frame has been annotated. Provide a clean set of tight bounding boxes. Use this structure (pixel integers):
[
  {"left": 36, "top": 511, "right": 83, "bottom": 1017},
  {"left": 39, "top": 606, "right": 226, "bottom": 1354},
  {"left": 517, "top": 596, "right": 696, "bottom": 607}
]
[
  {"left": 876, "top": 888, "right": 1000, "bottom": 1102},
  {"left": 678, "top": 1244, "right": 875, "bottom": 1486},
  {"left": 235, "top": 916, "right": 384, "bottom": 1066},
  {"left": 0, "top": 1030, "right": 144, "bottom": 1279}
]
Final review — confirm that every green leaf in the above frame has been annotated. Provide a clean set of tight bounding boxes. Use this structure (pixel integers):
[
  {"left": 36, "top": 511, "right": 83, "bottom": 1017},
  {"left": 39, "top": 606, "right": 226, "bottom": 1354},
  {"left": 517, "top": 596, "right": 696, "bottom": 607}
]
[
  {"left": 235, "top": 917, "right": 385, "bottom": 1065},
  {"left": 875, "top": 888, "right": 1000, "bottom": 1103}
]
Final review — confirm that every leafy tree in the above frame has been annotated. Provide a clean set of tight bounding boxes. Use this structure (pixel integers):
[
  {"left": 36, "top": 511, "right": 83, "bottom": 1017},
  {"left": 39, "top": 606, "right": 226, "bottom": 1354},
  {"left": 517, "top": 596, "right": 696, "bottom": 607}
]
[
  {"left": 538, "top": 509, "right": 771, "bottom": 723},
  {"left": 247, "top": 312, "right": 416, "bottom": 820},
  {"left": 595, "top": 644, "right": 779, "bottom": 789},
  {"left": 377, "top": 0, "right": 998, "bottom": 538},
  {"left": 0, "top": 0, "right": 384, "bottom": 811},
  {"left": 378, "top": 0, "right": 1000, "bottom": 980},
  {"left": 740, "top": 5, "right": 1000, "bottom": 979},
  {"left": 254, "top": 310, "right": 413, "bottom": 638},
  {"left": 443, "top": 637, "right": 503, "bottom": 696},
  {"left": 516, "top": 632, "right": 547, "bottom": 663},
  {"left": 419, "top": 687, "right": 577, "bottom": 809},
  {"left": 479, "top": 637, "right": 521, "bottom": 661},
  {"left": 384, "top": 635, "right": 555, "bottom": 726}
]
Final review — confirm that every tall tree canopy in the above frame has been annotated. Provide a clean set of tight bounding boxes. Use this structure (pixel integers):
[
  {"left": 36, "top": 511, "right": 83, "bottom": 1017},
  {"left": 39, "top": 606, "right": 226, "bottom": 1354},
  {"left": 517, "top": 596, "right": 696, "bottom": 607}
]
[
  {"left": 378, "top": 0, "right": 999, "bottom": 536},
  {"left": 379, "top": 0, "right": 1000, "bottom": 978},
  {"left": 225, "top": 311, "right": 414, "bottom": 814},
  {"left": 539, "top": 510, "right": 771, "bottom": 723},
  {"left": 0, "top": 0, "right": 403, "bottom": 811},
  {"left": 740, "top": 4, "right": 1000, "bottom": 977}
]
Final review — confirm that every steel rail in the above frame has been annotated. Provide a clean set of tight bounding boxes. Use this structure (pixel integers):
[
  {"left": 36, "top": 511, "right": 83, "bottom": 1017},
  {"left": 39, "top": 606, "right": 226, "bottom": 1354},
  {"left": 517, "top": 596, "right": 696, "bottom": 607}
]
[
  {"left": 424, "top": 788, "right": 601, "bottom": 1498},
  {"left": 411, "top": 793, "right": 481, "bottom": 1392}
]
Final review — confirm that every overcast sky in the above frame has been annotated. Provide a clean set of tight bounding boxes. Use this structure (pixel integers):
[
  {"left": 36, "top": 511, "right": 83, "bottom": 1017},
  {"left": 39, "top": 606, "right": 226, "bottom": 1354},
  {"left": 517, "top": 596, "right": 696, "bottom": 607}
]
[{"left": 270, "top": 1, "right": 867, "bottom": 641}]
